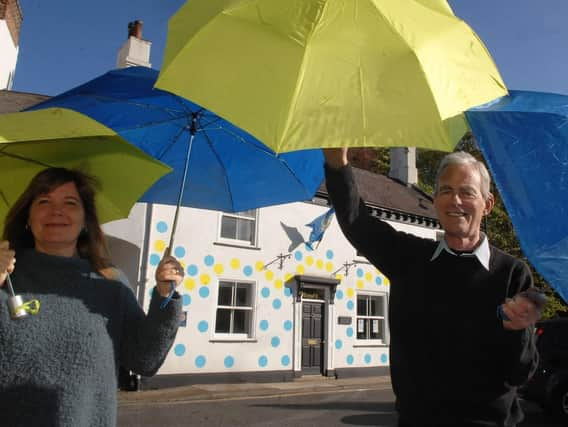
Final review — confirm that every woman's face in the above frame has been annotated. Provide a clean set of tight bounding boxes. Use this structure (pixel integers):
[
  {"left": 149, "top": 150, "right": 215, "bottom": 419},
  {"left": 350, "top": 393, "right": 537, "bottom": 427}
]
[{"left": 28, "top": 181, "right": 86, "bottom": 257}]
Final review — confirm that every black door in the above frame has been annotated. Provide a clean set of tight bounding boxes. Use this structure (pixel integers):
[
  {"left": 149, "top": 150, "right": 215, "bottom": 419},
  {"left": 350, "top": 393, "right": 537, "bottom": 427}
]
[{"left": 301, "top": 302, "right": 324, "bottom": 374}]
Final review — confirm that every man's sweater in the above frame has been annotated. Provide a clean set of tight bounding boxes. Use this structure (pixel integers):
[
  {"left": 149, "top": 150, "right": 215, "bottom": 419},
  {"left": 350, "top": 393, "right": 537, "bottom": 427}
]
[
  {"left": 0, "top": 249, "right": 181, "bottom": 427},
  {"left": 326, "top": 165, "right": 537, "bottom": 427}
]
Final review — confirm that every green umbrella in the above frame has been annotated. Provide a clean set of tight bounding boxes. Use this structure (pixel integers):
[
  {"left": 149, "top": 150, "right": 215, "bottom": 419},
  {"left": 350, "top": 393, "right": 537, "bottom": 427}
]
[
  {"left": 0, "top": 107, "right": 171, "bottom": 230},
  {"left": 156, "top": 0, "right": 503, "bottom": 153}
]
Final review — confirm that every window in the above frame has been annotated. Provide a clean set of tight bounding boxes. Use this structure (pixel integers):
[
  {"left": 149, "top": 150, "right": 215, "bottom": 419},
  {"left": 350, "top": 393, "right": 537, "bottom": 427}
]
[
  {"left": 220, "top": 209, "right": 257, "bottom": 245},
  {"left": 356, "top": 293, "right": 387, "bottom": 342},
  {"left": 215, "top": 280, "right": 255, "bottom": 337}
]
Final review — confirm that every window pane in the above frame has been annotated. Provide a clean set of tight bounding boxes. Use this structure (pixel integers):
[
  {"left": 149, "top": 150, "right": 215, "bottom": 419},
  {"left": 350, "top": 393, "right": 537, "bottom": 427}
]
[
  {"left": 236, "top": 218, "right": 254, "bottom": 242},
  {"left": 218, "top": 283, "right": 234, "bottom": 306},
  {"left": 370, "top": 296, "right": 384, "bottom": 316},
  {"left": 237, "top": 209, "right": 256, "bottom": 218},
  {"left": 356, "top": 318, "right": 369, "bottom": 339},
  {"left": 215, "top": 309, "right": 231, "bottom": 333},
  {"left": 221, "top": 216, "right": 237, "bottom": 239},
  {"left": 236, "top": 284, "right": 250, "bottom": 307},
  {"left": 233, "top": 309, "right": 249, "bottom": 334},
  {"left": 357, "top": 296, "right": 367, "bottom": 316},
  {"left": 370, "top": 318, "right": 384, "bottom": 340}
]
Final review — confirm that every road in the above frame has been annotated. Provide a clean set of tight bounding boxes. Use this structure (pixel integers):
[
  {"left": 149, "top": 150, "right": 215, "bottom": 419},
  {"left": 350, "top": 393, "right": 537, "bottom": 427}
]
[{"left": 118, "top": 387, "right": 563, "bottom": 427}]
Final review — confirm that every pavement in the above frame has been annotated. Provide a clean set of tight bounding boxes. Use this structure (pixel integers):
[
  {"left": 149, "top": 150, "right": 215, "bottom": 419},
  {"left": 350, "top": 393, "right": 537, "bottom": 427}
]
[{"left": 118, "top": 374, "right": 392, "bottom": 406}]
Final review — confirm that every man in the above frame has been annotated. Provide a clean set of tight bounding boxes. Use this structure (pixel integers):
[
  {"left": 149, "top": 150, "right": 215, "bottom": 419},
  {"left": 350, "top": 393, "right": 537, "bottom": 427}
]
[{"left": 324, "top": 148, "right": 540, "bottom": 427}]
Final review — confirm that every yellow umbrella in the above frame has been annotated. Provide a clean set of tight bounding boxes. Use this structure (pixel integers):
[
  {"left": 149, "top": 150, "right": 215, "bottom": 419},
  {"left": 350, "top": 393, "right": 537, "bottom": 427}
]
[
  {"left": 156, "top": 0, "right": 504, "bottom": 153},
  {"left": 0, "top": 108, "right": 171, "bottom": 229}
]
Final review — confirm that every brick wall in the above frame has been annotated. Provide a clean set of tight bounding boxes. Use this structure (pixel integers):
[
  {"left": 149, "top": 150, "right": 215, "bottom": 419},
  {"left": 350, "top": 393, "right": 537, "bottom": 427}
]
[{"left": 0, "top": 0, "right": 23, "bottom": 47}]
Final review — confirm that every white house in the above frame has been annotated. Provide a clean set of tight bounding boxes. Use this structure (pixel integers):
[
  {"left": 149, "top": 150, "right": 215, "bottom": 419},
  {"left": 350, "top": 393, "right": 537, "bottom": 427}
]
[{"left": 0, "top": 0, "right": 21, "bottom": 90}]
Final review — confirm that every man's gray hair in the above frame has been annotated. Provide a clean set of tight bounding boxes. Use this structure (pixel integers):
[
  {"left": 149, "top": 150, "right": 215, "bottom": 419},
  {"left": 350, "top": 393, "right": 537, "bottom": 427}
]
[{"left": 434, "top": 151, "right": 492, "bottom": 200}]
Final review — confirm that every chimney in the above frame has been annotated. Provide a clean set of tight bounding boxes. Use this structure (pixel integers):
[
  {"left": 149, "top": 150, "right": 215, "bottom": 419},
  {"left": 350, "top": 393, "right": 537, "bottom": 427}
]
[
  {"left": 389, "top": 147, "right": 418, "bottom": 186},
  {"left": 116, "top": 20, "right": 152, "bottom": 69}
]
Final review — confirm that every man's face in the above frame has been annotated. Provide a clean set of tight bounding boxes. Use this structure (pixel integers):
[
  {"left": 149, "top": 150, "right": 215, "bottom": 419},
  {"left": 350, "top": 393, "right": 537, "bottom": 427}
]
[{"left": 433, "top": 163, "right": 493, "bottom": 247}]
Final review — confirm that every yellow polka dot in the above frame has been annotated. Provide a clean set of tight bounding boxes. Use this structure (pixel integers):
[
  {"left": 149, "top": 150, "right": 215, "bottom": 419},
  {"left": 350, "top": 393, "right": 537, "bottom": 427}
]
[
  {"left": 255, "top": 261, "right": 264, "bottom": 271},
  {"left": 305, "top": 256, "right": 314, "bottom": 266},
  {"left": 346, "top": 288, "right": 355, "bottom": 298},
  {"left": 265, "top": 270, "right": 274, "bottom": 281},
  {"left": 384, "top": 277, "right": 390, "bottom": 286},
  {"left": 214, "top": 263, "right": 224, "bottom": 275},
  {"left": 325, "top": 262, "right": 334, "bottom": 272},
  {"left": 357, "top": 280, "right": 364, "bottom": 289},
  {"left": 200, "top": 274, "right": 211, "bottom": 285},
  {"left": 230, "top": 258, "right": 240, "bottom": 269},
  {"left": 184, "top": 278, "right": 195, "bottom": 291},
  {"left": 365, "top": 272, "right": 372, "bottom": 282},
  {"left": 154, "top": 240, "right": 166, "bottom": 252},
  {"left": 296, "top": 264, "right": 305, "bottom": 274},
  {"left": 284, "top": 273, "right": 293, "bottom": 282},
  {"left": 180, "top": 261, "right": 186, "bottom": 269},
  {"left": 335, "top": 274, "right": 344, "bottom": 281},
  {"left": 316, "top": 259, "right": 324, "bottom": 269},
  {"left": 274, "top": 279, "right": 283, "bottom": 289}
]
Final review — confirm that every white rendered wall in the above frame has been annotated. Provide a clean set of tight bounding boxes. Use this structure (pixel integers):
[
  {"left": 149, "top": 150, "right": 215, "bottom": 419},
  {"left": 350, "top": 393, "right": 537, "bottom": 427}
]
[{"left": 0, "top": 21, "right": 18, "bottom": 89}]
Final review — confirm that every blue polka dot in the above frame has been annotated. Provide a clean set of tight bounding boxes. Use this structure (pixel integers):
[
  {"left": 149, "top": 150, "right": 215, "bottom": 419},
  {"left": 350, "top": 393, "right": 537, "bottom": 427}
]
[
  {"left": 258, "top": 355, "right": 268, "bottom": 367},
  {"left": 198, "top": 320, "right": 208, "bottom": 333},
  {"left": 346, "top": 300, "right": 354, "bottom": 311},
  {"left": 356, "top": 268, "right": 364, "bottom": 278},
  {"left": 346, "top": 327, "right": 353, "bottom": 337},
  {"left": 272, "top": 299, "right": 282, "bottom": 310},
  {"left": 326, "top": 250, "right": 334, "bottom": 260},
  {"left": 364, "top": 353, "right": 372, "bottom": 364},
  {"left": 261, "top": 287, "right": 270, "bottom": 298},
  {"left": 283, "top": 320, "right": 292, "bottom": 331},
  {"left": 304, "top": 243, "right": 313, "bottom": 252},
  {"left": 381, "top": 353, "right": 388, "bottom": 363},
  {"left": 375, "top": 276, "right": 383, "bottom": 285},
  {"left": 224, "top": 356, "right": 234, "bottom": 368},
  {"left": 156, "top": 221, "right": 168, "bottom": 233},
  {"left": 195, "top": 355, "right": 206, "bottom": 368},
  {"left": 174, "top": 344, "right": 185, "bottom": 356},
  {"left": 281, "top": 355, "right": 290, "bottom": 366},
  {"left": 335, "top": 339, "right": 343, "bottom": 350},
  {"left": 243, "top": 265, "right": 253, "bottom": 276},
  {"left": 149, "top": 254, "right": 161, "bottom": 266},
  {"left": 271, "top": 337, "right": 280, "bottom": 348},
  {"left": 259, "top": 320, "right": 269, "bottom": 331},
  {"left": 182, "top": 294, "right": 191, "bottom": 306},
  {"left": 187, "top": 265, "right": 198, "bottom": 276},
  {"left": 347, "top": 355, "right": 354, "bottom": 365},
  {"left": 335, "top": 290, "right": 344, "bottom": 300},
  {"left": 294, "top": 251, "right": 303, "bottom": 261},
  {"left": 284, "top": 287, "right": 292, "bottom": 297},
  {"left": 174, "top": 246, "right": 186, "bottom": 258},
  {"left": 204, "top": 255, "right": 215, "bottom": 266},
  {"left": 199, "top": 287, "right": 210, "bottom": 298}
]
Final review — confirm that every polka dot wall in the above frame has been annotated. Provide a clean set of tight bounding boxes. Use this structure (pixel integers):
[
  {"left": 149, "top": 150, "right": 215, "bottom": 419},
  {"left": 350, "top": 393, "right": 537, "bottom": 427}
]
[{"left": 146, "top": 209, "right": 392, "bottom": 375}]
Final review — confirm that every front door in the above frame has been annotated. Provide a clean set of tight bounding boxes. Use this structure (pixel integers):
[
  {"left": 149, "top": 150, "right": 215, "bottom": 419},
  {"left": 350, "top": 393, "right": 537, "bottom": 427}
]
[{"left": 301, "top": 301, "right": 324, "bottom": 374}]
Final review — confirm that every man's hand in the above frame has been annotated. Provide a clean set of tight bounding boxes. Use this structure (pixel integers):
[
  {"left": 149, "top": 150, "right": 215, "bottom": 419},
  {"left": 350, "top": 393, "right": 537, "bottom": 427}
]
[
  {"left": 501, "top": 291, "right": 543, "bottom": 330},
  {"left": 323, "top": 148, "right": 349, "bottom": 169},
  {"left": 0, "top": 241, "right": 15, "bottom": 287}
]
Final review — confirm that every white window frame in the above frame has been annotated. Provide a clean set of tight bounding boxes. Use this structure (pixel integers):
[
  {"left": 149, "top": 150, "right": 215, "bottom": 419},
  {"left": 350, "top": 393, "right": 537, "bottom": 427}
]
[
  {"left": 356, "top": 292, "right": 389, "bottom": 344},
  {"left": 213, "top": 279, "right": 256, "bottom": 340},
  {"left": 217, "top": 209, "right": 259, "bottom": 247}
]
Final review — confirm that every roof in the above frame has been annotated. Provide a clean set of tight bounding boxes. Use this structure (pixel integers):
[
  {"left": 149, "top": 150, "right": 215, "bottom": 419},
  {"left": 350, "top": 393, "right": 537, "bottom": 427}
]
[
  {"left": 320, "top": 166, "right": 440, "bottom": 228},
  {"left": 0, "top": 89, "right": 49, "bottom": 113}
]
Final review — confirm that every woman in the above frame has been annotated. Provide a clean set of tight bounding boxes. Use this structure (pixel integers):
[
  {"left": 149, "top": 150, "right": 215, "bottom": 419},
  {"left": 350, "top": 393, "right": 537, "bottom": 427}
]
[{"left": 0, "top": 167, "right": 184, "bottom": 427}]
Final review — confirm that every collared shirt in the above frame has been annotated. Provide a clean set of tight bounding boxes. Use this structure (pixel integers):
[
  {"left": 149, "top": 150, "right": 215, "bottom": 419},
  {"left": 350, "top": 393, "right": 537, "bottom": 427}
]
[{"left": 430, "top": 233, "right": 491, "bottom": 271}]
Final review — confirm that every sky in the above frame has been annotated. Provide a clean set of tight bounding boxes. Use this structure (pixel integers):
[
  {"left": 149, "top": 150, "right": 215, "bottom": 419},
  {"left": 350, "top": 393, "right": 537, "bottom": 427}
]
[{"left": 11, "top": 0, "right": 568, "bottom": 97}]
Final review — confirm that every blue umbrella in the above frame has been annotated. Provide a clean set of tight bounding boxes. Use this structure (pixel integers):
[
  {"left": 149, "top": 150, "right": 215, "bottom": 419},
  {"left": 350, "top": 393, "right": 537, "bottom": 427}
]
[
  {"left": 27, "top": 67, "right": 325, "bottom": 249},
  {"left": 466, "top": 90, "right": 568, "bottom": 303}
]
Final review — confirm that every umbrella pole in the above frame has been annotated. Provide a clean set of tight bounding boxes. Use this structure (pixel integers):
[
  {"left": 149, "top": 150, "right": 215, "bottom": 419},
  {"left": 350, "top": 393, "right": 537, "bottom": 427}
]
[{"left": 160, "top": 117, "right": 196, "bottom": 309}]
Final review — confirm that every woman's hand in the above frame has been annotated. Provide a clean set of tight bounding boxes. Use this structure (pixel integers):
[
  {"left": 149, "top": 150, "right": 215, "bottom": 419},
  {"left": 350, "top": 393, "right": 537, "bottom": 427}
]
[
  {"left": 0, "top": 241, "right": 15, "bottom": 287},
  {"left": 323, "top": 148, "right": 349, "bottom": 169},
  {"left": 154, "top": 255, "right": 184, "bottom": 297}
]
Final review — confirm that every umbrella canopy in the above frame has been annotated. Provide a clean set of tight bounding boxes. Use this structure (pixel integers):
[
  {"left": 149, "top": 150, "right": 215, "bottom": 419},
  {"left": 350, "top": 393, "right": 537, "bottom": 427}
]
[
  {"left": 155, "top": 0, "right": 503, "bottom": 153},
  {"left": 465, "top": 90, "right": 568, "bottom": 303},
  {"left": 28, "top": 67, "right": 325, "bottom": 214},
  {"left": 0, "top": 108, "right": 171, "bottom": 229}
]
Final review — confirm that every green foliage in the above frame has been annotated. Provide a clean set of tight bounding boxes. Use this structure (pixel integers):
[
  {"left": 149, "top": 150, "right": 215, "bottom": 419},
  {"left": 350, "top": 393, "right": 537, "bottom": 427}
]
[{"left": 417, "top": 135, "right": 568, "bottom": 318}]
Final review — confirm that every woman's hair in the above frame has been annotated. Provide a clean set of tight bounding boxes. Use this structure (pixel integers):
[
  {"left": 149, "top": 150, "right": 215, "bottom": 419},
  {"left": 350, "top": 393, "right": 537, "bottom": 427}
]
[
  {"left": 434, "top": 151, "right": 492, "bottom": 200},
  {"left": 3, "top": 167, "right": 114, "bottom": 276}
]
